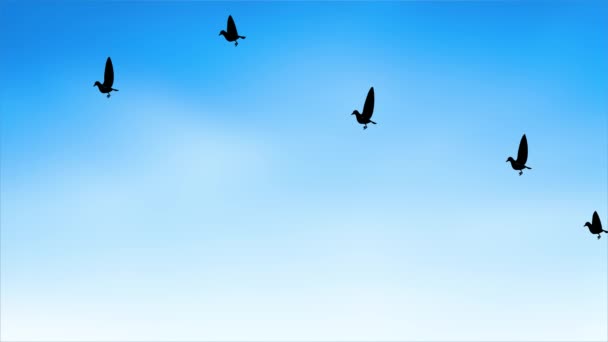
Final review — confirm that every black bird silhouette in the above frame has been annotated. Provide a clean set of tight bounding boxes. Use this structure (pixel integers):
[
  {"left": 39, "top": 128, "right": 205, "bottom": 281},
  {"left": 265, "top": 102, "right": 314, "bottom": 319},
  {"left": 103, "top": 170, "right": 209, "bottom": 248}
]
[
  {"left": 506, "top": 134, "right": 532, "bottom": 175},
  {"left": 584, "top": 211, "right": 607, "bottom": 240},
  {"left": 219, "top": 15, "right": 246, "bottom": 47},
  {"left": 94, "top": 57, "right": 118, "bottom": 98},
  {"left": 352, "top": 87, "right": 376, "bottom": 130}
]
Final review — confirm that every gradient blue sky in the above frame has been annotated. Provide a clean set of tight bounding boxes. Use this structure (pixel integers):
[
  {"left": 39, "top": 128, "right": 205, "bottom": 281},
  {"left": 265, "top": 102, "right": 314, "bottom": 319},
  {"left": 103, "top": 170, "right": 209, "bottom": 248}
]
[{"left": 1, "top": 1, "right": 607, "bottom": 341}]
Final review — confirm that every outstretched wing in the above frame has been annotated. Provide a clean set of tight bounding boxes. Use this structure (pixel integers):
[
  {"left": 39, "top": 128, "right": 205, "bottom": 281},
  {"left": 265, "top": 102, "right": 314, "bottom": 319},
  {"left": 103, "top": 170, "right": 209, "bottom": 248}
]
[
  {"left": 592, "top": 211, "right": 602, "bottom": 230},
  {"left": 103, "top": 57, "right": 114, "bottom": 88},
  {"left": 361, "top": 87, "right": 375, "bottom": 120},
  {"left": 516, "top": 134, "right": 528, "bottom": 164},
  {"left": 227, "top": 15, "right": 238, "bottom": 36}
]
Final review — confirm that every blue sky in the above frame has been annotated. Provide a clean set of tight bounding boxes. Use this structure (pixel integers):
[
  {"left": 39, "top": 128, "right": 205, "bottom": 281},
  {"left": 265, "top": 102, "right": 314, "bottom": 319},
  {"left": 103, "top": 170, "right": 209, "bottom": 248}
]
[{"left": 1, "top": 1, "right": 607, "bottom": 341}]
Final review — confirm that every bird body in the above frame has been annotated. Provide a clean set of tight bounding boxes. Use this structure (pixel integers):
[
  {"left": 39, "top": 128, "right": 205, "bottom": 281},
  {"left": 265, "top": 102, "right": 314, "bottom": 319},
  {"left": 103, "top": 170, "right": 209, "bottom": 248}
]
[
  {"left": 584, "top": 211, "right": 607, "bottom": 239},
  {"left": 351, "top": 87, "right": 376, "bottom": 129},
  {"left": 220, "top": 15, "right": 246, "bottom": 46},
  {"left": 506, "top": 134, "right": 531, "bottom": 175},
  {"left": 94, "top": 57, "right": 118, "bottom": 98}
]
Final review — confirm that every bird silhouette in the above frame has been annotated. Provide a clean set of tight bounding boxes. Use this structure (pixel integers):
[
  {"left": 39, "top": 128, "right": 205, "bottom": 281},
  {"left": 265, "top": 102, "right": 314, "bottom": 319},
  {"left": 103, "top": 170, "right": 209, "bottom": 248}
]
[
  {"left": 352, "top": 87, "right": 376, "bottom": 130},
  {"left": 506, "top": 134, "right": 532, "bottom": 175},
  {"left": 584, "top": 211, "right": 607, "bottom": 240},
  {"left": 94, "top": 57, "right": 118, "bottom": 98},
  {"left": 219, "top": 15, "right": 246, "bottom": 47}
]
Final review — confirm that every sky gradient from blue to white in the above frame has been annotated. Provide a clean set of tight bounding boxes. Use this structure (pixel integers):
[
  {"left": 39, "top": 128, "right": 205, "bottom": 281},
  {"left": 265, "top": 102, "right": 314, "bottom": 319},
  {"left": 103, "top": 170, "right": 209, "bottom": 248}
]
[{"left": 1, "top": 1, "right": 607, "bottom": 341}]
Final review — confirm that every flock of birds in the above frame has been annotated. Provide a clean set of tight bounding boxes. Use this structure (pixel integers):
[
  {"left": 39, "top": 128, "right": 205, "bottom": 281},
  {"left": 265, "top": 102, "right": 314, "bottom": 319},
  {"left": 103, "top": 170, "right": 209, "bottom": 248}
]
[{"left": 92, "top": 15, "right": 607, "bottom": 240}]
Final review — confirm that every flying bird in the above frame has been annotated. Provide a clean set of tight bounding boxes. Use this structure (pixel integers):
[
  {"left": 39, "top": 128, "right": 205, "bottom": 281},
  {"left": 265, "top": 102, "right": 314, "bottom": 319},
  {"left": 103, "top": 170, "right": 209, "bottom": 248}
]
[
  {"left": 506, "top": 134, "right": 532, "bottom": 175},
  {"left": 584, "top": 211, "right": 607, "bottom": 240},
  {"left": 219, "top": 15, "right": 246, "bottom": 47},
  {"left": 94, "top": 57, "right": 118, "bottom": 98},
  {"left": 351, "top": 87, "right": 376, "bottom": 130}
]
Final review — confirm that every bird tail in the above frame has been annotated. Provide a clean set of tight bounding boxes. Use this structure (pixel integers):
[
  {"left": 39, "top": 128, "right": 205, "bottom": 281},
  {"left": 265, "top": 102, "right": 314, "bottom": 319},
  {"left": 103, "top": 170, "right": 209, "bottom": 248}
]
[
  {"left": 525, "top": 166, "right": 531, "bottom": 169},
  {"left": 239, "top": 36, "right": 246, "bottom": 39},
  {"left": 112, "top": 88, "right": 119, "bottom": 91},
  {"left": 370, "top": 120, "right": 377, "bottom": 124},
  {"left": 604, "top": 230, "right": 608, "bottom": 233}
]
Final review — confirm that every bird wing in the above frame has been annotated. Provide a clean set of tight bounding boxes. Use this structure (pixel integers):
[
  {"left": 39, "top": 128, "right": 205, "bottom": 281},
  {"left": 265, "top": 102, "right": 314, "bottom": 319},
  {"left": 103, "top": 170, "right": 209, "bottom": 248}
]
[
  {"left": 361, "top": 87, "right": 375, "bottom": 120},
  {"left": 516, "top": 134, "right": 528, "bottom": 164},
  {"left": 592, "top": 211, "right": 602, "bottom": 230},
  {"left": 103, "top": 57, "right": 114, "bottom": 88},
  {"left": 227, "top": 15, "right": 238, "bottom": 36}
]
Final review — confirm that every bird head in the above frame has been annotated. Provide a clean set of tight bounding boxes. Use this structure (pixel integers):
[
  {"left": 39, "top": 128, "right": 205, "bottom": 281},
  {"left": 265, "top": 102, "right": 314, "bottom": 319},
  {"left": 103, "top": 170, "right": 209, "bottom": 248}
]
[
  {"left": 219, "top": 30, "right": 227, "bottom": 36},
  {"left": 93, "top": 81, "right": 101, "bottom": 87},
  {"left": 351, "top": 110, "right": 360, "bottom": 116},
  {"left": 584, "top": 222, "right": 592, "bottom": 228},
  {"left": 506, "top": 157, "right": 514, "bottom": 163}
]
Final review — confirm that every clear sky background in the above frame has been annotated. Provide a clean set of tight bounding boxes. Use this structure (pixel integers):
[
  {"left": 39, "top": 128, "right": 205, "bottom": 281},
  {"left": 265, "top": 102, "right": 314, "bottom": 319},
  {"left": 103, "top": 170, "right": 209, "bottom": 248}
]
[{"left": 1, "top": 1, "right": 607, "bottom": 341}]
